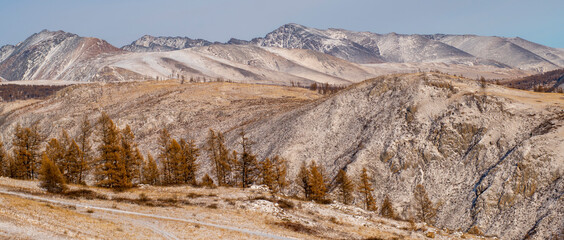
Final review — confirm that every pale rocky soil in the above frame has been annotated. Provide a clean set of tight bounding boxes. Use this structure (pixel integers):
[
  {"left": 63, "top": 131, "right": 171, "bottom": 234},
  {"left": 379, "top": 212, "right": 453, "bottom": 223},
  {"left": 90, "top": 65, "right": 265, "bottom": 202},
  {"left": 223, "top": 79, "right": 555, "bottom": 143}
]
[{"left": 0, "top": 177, "right": 485, "bottom": 240}]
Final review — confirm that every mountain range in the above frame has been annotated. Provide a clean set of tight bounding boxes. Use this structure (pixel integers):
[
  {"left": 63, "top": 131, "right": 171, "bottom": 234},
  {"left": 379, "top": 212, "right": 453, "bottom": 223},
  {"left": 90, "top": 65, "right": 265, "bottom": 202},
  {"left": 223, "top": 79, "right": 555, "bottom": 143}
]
[
  {"left": 0, "top": 24, "right": 563, "bottom": 239},
  {"left": 1, "top": 24, "right": 563, "bottom": 84}
]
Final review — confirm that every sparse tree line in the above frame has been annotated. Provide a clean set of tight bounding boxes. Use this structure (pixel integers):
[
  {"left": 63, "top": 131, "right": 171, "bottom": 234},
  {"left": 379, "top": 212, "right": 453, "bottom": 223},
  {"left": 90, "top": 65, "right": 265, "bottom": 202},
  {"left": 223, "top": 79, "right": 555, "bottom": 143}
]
[
  {"left": 0, "top": 112, "right": 438, "bottom": 225},
  {"left": 297, "top": 162, "right": 438, "bottom": 224},
  {"left": 504, "top": 68, "right": 564, "bottom": 93},
  {"left": 0, "top": 84, "right": 67, "bottom": 102},
  {"left": 308, "top": 82, "right": 347, "bottom": 95}
]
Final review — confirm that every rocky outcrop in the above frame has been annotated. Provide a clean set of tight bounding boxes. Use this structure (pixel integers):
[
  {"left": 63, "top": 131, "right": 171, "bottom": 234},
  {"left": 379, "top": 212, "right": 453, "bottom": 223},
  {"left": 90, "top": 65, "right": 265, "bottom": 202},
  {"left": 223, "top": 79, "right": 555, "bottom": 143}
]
[{"left": 122, "top": 35, "right": 212, "bottom": 52}]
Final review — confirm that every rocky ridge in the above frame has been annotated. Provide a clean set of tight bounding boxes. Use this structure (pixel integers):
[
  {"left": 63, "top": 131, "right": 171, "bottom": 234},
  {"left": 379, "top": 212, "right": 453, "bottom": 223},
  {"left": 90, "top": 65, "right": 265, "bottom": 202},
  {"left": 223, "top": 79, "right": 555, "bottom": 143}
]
[{"left": 122, "top": 35, "right": 212, "bottom": 52}]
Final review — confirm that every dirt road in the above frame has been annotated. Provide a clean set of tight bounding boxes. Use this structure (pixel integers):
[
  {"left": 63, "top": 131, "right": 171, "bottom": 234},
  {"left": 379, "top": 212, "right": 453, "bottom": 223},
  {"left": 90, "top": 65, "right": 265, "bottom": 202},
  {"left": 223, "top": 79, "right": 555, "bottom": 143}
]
[{"left": 0, "top": 188, "right": 295, "bottom": 240}]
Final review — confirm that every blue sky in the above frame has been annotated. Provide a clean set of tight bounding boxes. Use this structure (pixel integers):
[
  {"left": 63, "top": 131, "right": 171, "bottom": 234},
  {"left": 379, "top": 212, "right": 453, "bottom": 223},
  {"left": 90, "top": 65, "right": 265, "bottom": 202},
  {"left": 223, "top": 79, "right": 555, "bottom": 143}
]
[{"left": 1, "top": 0, "right": 563, "bottom": 48}]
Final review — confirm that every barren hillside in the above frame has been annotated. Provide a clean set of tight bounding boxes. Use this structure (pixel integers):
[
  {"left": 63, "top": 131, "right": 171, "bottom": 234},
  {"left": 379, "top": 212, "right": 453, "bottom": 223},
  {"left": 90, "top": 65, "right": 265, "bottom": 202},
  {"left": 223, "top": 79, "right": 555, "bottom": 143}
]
[
  {"left": 0, "top": 74, "right": 562, "bottom": 239},
  {"left": 230, "top": 73, "right": 564, "bottom": 239},
  {"left": 0, "top": 80, "right": 320, "bottom": 155}
]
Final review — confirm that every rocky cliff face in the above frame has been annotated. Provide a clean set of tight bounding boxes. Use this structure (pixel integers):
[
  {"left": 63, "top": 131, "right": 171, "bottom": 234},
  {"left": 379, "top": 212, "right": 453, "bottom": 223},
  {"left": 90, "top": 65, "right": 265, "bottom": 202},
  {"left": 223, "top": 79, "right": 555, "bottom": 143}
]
[
  {"left": 233, "top": 73, "right": 563, "bottom": 239},
  {"left": 122, "top": 35, "right": 212, "bottom": 52}
]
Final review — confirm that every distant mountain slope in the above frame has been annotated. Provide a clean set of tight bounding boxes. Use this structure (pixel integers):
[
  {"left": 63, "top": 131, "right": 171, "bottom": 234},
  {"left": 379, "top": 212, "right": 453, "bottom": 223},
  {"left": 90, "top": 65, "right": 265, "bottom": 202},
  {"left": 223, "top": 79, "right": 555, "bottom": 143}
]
[
  {"left": 428, "top": 34, "right": 561, "bottom": 71},
  {"left": 245, "top": 23, "right": 385, "bottom": 64},
  {"left": 0, "top": 45, "right": 15, "bottom": 62},
  {"left": 506, "top": 37, "right": 564, "bottom": 66},
  {"left": 0, "top": 30, "right": 376, "bottom": 84},
  {"left": 122, "top": 35, "right": 212, "bottom": 52},
  {"left": 0, "top": 30, "right": 122, "bottom": 81},
  {"left": 106, "top": 44, "right": 371, "bottom": 85},
  {"left": 226, "top": 23, "right": 563, "bottom": 71}
]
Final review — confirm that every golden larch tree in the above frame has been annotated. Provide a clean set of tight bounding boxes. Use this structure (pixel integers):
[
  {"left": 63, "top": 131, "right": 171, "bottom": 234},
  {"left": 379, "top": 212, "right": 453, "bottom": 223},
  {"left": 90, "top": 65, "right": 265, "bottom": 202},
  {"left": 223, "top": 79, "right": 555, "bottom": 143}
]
[
  {"left": 95, "top": 112, "right": 130, "bottom": 190},
  {"left": 142, "top": 153, "right": 160, "bottom": 185},
  {"left": 157, "top": 128, "right": 172, "bottom": 184},
  {"left": 413, "top": 184, "right": 437, "bottom": 225},
  {"left": 308, "top": 160, "right": 327, "bottom": 203},
  {"left": 272, "top": 155, "right": 288, "bottom": 193},
  {"left": 237, "top": 130, "right": 258, "bottom": 188},
  {"left": 179, "top": 138, "right": 199, "bottom": 185},
  {"left": 205, "top": 129, "right": 235, "bottom": 186},
  {"left": 120, "top": 125, "right": 141, "bottom": 186},
  {"left": 163, "top": 138, "right": 181, "bottom": 185},
  {"left": 65, "top": 139, "right": 84, "bottom": 184},
  {"left": 39, "top": 154, "right": 67, "bottom": 193},
  {"left": 77, "top": 115, "right": 92, "bottom": 183},
  {"left": 297, "top": 161, "right": 311, "bottom": 199},
  {"left": 336, "top": 169, "right": 354, "bottom": 205},
  {"left": 359, "top": 167, "right": 377, "bottom": 211},
  {"left": 0, "top": 141, "right": 8, "bottom": 176},
  {"left": 380, "top": 194, "right": 395, "bottom": 219},
  {"left": 45, "top": 138, "right": 65, "bottom": 173},
  {"left": 260, "top": 157, "right": 276, "bottom": 191},
  {"left": 12, "top": 123, "right": 43, "bottom": 179}
]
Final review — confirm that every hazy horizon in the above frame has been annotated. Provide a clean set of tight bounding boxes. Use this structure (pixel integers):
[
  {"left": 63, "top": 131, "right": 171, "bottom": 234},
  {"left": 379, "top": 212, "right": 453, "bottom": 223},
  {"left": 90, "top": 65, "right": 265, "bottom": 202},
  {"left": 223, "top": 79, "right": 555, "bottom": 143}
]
[{"left": 1, "top": 0, "right": 563, "bottom": 48}]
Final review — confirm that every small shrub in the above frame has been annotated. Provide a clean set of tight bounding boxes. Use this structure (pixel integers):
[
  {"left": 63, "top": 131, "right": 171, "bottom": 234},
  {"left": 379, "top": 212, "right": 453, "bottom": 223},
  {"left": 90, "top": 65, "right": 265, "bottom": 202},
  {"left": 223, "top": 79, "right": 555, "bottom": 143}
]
[
  {"left": 86, "top": 209, "right": 94, "bottom": 214},
  {"left": 276, "top": 199, "right": 295, "bottom": 210},
  {"left": 426, "top": 231, "right": 436, "bottom": 238},
  {"left": 201, "top": 174, "right": 216, "bottom": 189},
  {"left": 408, "top": 217, "right": 417, "bottom": 231},
  {"left": 39, "top": 155, "right": 67, "bottom": 193},
  {"left": 186, "top": 192, "right": 204, "bottom": 198},
  {"left": 329, "top": 216, "right": 340, "bottom": 224},
  {"left": 113, "top": 197, "right": 129, "bottom": 203},
  {"left": 380, "top": 195, "right": 396, "bottom": 219},
  {"left": 250, "top": 195, "right": 269, "bottom": 201},
  {"left": 158, "top": 197, "right": 178, "bottom": 205},
  {"left": 467, "top": 225, "right": 483, "bottom": 236},
  {"left": 274, "top": 221, "right": 317, "bottom": 235},
  {"left": 138, "top": 193, "right": 150, "bottom": 202},
  {"left": 64, "top": 189, "right": 108, "bottom": 200},
  {"left": 207, "top": 204, "right": 218, "bottom": 209}
]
